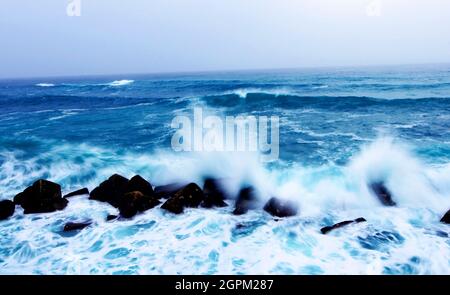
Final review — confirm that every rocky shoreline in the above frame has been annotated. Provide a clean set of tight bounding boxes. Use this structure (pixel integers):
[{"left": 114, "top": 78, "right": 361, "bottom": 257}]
[{"left": 1, "top": 175, "right": 449, "bottom": 235}]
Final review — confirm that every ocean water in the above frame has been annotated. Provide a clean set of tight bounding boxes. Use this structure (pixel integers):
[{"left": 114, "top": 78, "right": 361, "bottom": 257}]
[{"left": 1, "top": 64, "right": 450, "bottom": 274}]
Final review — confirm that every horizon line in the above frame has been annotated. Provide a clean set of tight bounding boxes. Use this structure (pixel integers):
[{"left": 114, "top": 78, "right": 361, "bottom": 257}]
[{"left": 1, "top": 61, "right": 450, "bottom": 82}]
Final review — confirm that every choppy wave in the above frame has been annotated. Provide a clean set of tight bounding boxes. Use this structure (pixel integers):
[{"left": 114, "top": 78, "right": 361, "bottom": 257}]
[
  {"left": 1, "top": 137, "right": 450, "bottom": 274},
  {"left": 107, "top": 80, "right": 134, "bottom": 87},
  {"left": 225, "top": 87, "right": 296, "bottom": 98},
  {"left": 48, "top": 110, "right": 83, "bottom": 121},
  {"left": 2, "top": 66, "right": 450, "bottom": 274}
]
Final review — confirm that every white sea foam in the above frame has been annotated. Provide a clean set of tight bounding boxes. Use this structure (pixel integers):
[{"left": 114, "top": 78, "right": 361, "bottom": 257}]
[
  {"left": 48, "top": 110, "right": 81, "bottom": 121},
  {"left": 35, "top": 83, "right": 55, "bottom": 87},
  {"left": 312, "top": 84, "right": 329, "bottom": 89},
  {"left": 108, "top": 80, "right": 134, "bottom": 87},
  {"left": 226, "top": 87, "right": 295, "bottom": 98},
  {"left": 1, "top": 138, "right": 450, "bottom": 274}
]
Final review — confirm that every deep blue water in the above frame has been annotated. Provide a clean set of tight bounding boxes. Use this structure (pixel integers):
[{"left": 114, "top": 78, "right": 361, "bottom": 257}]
[{"left": 1, "top": 64, "right": 450, "bottom": 274}]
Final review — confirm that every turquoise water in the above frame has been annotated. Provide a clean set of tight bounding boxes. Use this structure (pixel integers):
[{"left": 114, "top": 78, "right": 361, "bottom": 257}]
[{"left": 1, "top": 64, "right": 450, "bottom": 274}]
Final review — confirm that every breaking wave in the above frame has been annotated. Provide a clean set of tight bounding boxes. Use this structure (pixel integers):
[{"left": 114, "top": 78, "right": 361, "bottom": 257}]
[
  {"left": 107, "top": 80, "right": 134, "bottom": 87},
  {"left": 1, "top": 137, "right": 450, "bottom": 274},
  {"left": 35, "top": 83, "right": 55, "bottom": 87}
]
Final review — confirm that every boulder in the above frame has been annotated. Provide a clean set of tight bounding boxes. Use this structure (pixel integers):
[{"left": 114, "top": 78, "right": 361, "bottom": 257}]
[
  {"left": 440, "top": 210, "right": 450, "bottom": 224},
  {"left": 233, "top": 186, "right": 258, "bottom": 215},
  {"left": 127, "top": 175, "right": 154, "bottom": 197},
  {"left": 90, "top": 174, "right": 160, "bottom": 216},
  {"left": 0, "top": 200, "right": 15, "bottom": 220},
  {"left": 369, "top": 182, "right": 396, "bottom": 206},
  {"left": 201, "top": 178, "right": 228, "bottom": 208},
  {"left": 154, "top": 183, "right": 186, "bottom": 199},
  {"left": 119, "top": 191, "right": 160, "bottom": 218},
  {"left": 63, "top": 221, "right": 92, "bottom": 232},
  {"left": 321, "top": 217, "right": 367, "bottom": 234},
  {"left": 89, "top": 174, "right": 129, "bottom": 207},
  {"left": 63, "top": 188, "right": 89, "bottom": 198},
  {"left": 13, "top": 179, "right": 68, "bottom": 214},
  {"left": 161, "top": 183, "right": 204, "bottom": 214},
  {"left": 263, "top": 197, "right": 298, "bottom": 217}
]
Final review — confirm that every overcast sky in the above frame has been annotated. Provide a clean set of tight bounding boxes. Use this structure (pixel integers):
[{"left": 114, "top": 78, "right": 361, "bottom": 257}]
[{"left": 1, "top": 0, "right": 450, "bottom": 78}]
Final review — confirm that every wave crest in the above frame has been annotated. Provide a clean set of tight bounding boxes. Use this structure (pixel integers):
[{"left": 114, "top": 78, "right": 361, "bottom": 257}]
[
  {"left": 35, "top": 83, "right": 55, "bottom": 87},
  {"left": 108, "top": 80, "right": 134, "bottom": 87}
]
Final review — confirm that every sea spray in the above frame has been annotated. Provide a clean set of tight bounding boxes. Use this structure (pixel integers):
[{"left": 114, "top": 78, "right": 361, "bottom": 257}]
[{"left": 2, "top": 66, "right": 450, "bottom": 274}]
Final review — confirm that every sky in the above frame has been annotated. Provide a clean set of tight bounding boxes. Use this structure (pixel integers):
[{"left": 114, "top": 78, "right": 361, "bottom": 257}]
[{"left": 0, "top": 0, "right": 450, "bottom": 78}]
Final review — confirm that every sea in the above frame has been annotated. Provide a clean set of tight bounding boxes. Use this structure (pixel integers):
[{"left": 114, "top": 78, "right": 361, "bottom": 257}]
[{"left": 1, "top": 64, "right": 450, "bottom": 274}]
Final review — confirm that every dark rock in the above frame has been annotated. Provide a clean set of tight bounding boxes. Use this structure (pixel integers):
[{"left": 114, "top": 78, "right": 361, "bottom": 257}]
[
  {"left": 233, "top": 186, "right": 258, "bottom": 215},
  {"left": 127, "top": 175, "right": 154, "bottom": 197},
  {"left": 63, "top": 221, "right": 92, "bottom": 232},
  {"left": 89, "top": 174, "right": 129, "bottom": 207},
  {"left": 161, "top": 183, "right": 204, "bottom": 214},
  {"left": 369, "top": 182, "right": 396, "bottom": 206},
  {"left": 154, "top": 183, "right": 186, "bottom": 199},
  {"left": 201, "top": 178, "right": 228, "bottom": 208},
  {"left": 0, "top": 200, "right": 15, "bottom": 220},
  {"left": 440, "top": 210, "right": 450, "bottom": 224},
  {"left": 13, "top": 191, "right": 26, "bottom": 205},
  {"left": 106, "top": 214, "right": 118, "bottom": 221},
  {"left": 53, "top": 198, "right": 69, "bottom": 211},
  {"left": 119, "top": 191, "right": 160, "bottom": 218},
  {"left": 63, "top": 188, "right": 89, "bottom": 198},
  {"left": 321, "top": 217, "right": 367, "bottom": 234},
  {"left": 14, "top": 179, "right": 68, "bottom": 214},
  {"left": 90, "top": 174, "right": 159, "bottom": 216},
  {"left": 263, "top": 197, "right": 298, "bottom": 217}
]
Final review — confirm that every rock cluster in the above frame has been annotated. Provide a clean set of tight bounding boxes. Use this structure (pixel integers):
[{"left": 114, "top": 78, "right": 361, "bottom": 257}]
[{"left": 2, "top": 175, "right": 449, "bottom": 235}]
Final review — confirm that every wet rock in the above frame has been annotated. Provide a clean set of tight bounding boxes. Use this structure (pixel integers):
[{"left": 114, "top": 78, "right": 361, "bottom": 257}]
[
  {"left": 321, "top": 217, "right": 367, "bottom": 234},
  {"left": 154, "top": 183, "right": 186, "bottom": 199},
  {"left": 53, "top": 198, "right": 69, "bottom": 211},
  {"left": 0, "top": 200, "right": 15, "bottom": 220},
  {"left": 369, "top": 182, "right": 396, "bottom": 206},
  {"left": 127, "top": 175, "right": 154, "bottom": 197},
  {"left": 13, "top": 191, "right": 26, "bottom": 205},
  {"left": 263, "top": 197, "right": 298, "bottom": 217},
  {"left": 161, "top": 183, "right": 204, "bottom": 214},
  {"left": 201, "top": 178, "right": 228, "bottom": 208},
  {"left": 13, "top": 179, "right": 68, "bottom": 214},
  {"left": 440, "top": 209, "right": 450, "bottom": 224},
  {"left": 63, "top": 188, "right": 89, "bottom": 198},
  {"left": 106, "top": 214, "right": 118, "bottom": 221},
  {"left": 89, "top": 174, "right": 130, "bottom": 207},
  {"left": 63, "top": 221, "right": 92, "bottom": 232},
  {"left": 90, "top": 174, "right": 160, "bottom": 216},
  {"left": 119, "top": 191, "right": 160, "bottom": 218},
  {"left": 233, "top": 186, "right": 259, "bottom": 215}
]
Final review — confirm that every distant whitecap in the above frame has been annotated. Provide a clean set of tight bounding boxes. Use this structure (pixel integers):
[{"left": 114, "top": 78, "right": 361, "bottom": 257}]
[
  {"left": 108, "top": 79, "right": 134, "bottom": 87},
  {"left": 35, "top": 83, "right": 55, "bottom": 87}
]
